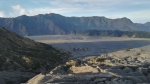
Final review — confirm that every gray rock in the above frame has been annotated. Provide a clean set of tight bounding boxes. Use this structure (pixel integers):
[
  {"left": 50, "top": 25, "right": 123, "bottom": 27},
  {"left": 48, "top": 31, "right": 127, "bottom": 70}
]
[
  {"left": 0, "top": 79, "right": 6, "bottom": 84},
  {"left": 148, "top": 74, "right": 150, "bottom": 82},
  {"left": 123, "top": 80, "right": 133, "bottom": 84},
  {"left": 124, "top": 67, "right": 133, "bottom": 73},
  {"left": 137, "top": 67, "right": 148, "bottom": 75},
  {"left": 93, "top": 78, "right": 107, "bottom": 83},
  {"left": 110, "top": 79, "right": 119, "bottom": 84}
]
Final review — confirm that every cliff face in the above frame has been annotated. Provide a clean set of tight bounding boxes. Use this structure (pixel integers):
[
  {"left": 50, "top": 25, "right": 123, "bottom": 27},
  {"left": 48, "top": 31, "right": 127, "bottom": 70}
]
[
  {"left": 0, "top": 14, "right": 67, "bottom": 36},
  {"left": 0, "top": 13, "right": 149, "bottom": 36}
]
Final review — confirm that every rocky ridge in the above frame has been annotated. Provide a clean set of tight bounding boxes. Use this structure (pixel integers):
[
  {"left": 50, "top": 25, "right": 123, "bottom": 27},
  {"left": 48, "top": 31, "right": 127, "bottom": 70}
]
[{"left": 0, "top": 13, "right": 149, "bottom": 36}]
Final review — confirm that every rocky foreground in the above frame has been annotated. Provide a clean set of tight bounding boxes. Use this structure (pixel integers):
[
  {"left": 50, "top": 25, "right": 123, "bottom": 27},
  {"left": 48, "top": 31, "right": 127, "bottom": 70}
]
[{"left": 27, "top": 48, "right": 150, "bottom": 84}]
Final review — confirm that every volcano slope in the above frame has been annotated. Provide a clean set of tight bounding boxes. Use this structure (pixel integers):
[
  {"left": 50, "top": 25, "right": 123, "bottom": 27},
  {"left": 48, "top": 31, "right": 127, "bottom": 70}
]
[{"left": 0, "top": 27, "right": 69, "bottom": 84}]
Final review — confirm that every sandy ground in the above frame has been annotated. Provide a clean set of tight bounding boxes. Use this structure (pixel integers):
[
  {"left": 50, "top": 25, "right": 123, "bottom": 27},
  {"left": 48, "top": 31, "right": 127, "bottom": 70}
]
[
  {"left": 26, "top": 35, "right": 150, "bottom": 44},
  {"left": 26, "top": 35, "right": 150, "bottom": 84},
  {"left": 26, "top": 35, "right": 150, "bottom": 58}
]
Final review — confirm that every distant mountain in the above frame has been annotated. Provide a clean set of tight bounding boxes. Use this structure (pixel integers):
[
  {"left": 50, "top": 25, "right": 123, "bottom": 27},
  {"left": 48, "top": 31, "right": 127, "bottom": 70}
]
[
  {"left": 0, "top": 13, "right": 149, "bottom": 36},
  {"left": 0, "top": 27, "right": 69, "bottom": 72},
  {"left": 84, "top": 30, "right": 150, "bottom": 38},
  {"left": 135, "top": 22, "right": 150, "bottom": 32}
]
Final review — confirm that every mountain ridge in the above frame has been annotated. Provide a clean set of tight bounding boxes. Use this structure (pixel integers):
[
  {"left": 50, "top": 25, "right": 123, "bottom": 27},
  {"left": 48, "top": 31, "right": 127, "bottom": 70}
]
[{"left": 0, "top": 13, "right": 149, "bottom": 36}]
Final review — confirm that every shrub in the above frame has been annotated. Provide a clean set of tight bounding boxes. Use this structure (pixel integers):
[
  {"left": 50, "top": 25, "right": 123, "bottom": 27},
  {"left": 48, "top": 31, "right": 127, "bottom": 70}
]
[
  {"left": 136, "top": 52, "right": 141, "bottom": 55},
  {"left": 126, "top": 48, "right": 132, "bottom": 51},
  {"left": 62, "top": 65, "right": 71, "bottom": 72},
  {"left": 96, "top": 57, "right": 106, "bottom": 62}
]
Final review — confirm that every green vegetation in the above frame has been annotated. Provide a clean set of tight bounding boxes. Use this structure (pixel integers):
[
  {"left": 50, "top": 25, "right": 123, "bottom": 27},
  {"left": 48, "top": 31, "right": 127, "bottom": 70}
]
[
  {"left": 62, "top": 65, "right": 71, "bottom": 72},
  {"left": 0, "top": 27, "right": 70, "bottom": 72},
  {"left": 126, "top": 48, "right": 132, "bottom": 51},
  {"left": 136, "top": 52, "right": 141, "bottom": 55},
  {"left": 96, "top": 57, "right": 106, "bottom": 62}
]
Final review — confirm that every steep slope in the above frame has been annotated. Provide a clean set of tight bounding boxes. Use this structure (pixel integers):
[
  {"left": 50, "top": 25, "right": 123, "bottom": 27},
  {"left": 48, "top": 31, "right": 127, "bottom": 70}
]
[
  {"left": 0, "top": 13, "right": 147, "bottom": 36},
  {"left": 0, "top": 14, "right": 67, "bottom": 36},
  {"left": 0, "top": 27, "right": 69, "bottom": 72}
]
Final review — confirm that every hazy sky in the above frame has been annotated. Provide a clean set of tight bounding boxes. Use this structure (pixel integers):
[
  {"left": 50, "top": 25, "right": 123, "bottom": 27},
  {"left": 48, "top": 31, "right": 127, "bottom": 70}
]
[{"left": 0, "top": 0, "right": 150, "bottom": 23}]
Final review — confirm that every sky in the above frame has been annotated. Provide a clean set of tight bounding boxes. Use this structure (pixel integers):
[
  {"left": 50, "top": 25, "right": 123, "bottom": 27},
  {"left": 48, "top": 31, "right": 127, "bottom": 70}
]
[{"left": 0, "top": 0, "right": 150, "bottom": 23}]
